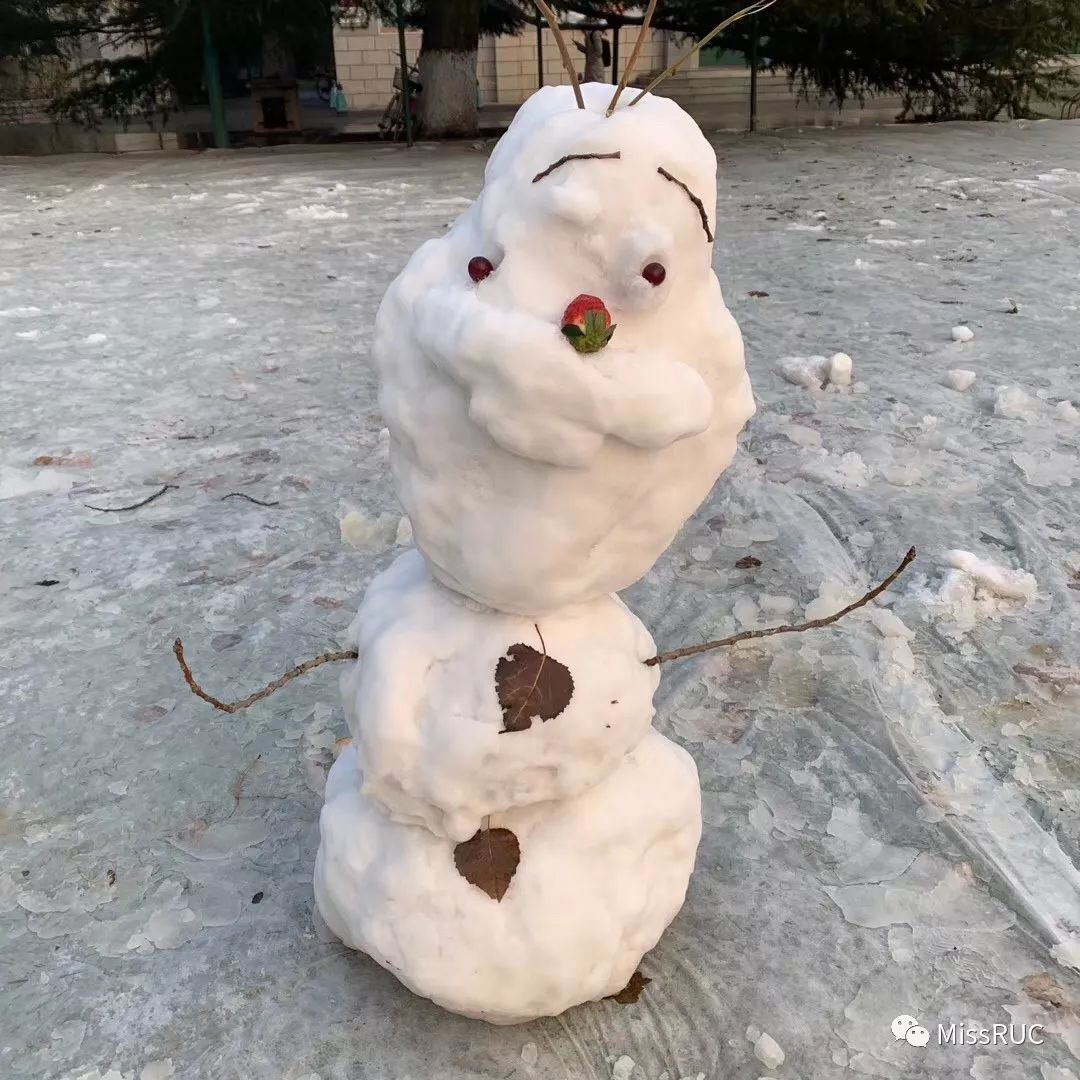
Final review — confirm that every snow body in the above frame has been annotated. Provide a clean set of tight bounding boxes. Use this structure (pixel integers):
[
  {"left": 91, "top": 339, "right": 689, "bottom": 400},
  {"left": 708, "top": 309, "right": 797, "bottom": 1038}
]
[
  {"left": 340, "top": 550, "right": 660, "bottom": 841},
  {"left": 375, "top": 82, "right": 754, "bottom": 615},
  {"left": 314, "top": 736, "right": 701, "bottom": 1024}
]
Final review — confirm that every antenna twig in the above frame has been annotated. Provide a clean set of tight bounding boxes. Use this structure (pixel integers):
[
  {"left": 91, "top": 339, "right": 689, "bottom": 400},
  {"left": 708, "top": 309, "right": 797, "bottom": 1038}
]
[
  {"left": 629, "top": 0, "right": 779, "bottom": 106},
  {"left": 607, "top": 0, "right": 658, "bottom": 115},
  {"left": 533, "top": 0, "right": 585, "bottom": 109}
]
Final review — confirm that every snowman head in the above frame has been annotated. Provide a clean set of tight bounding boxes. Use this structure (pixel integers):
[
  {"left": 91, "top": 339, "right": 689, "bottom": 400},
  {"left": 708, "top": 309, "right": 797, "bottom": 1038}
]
[{"left": 463, "top": 83, "right": 718, "bottom": 331}]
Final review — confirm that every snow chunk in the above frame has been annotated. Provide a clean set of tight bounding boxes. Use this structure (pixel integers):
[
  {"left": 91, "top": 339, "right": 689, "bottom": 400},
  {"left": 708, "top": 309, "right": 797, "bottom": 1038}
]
[
  {"left": 140, "top": 1061, "right": 175, "bottom": 1080},
  {"left": 944, "top": 550, "right": 1037, "bottom": 601},
  {"left": 943, "top": 369, "right": 976, "bottom": 391},
  {"left": 868, "top": 607, "right": 914, "bottom": 640},
  {"left": 612, "top": 1058, "right": 636, "bottom": 1080},
  {"left": 993, "top": 384, "right": 1036, "bottom": 420},
  {"left": 1013, "top": 450, "right": 1077, "bottom": 488},
  {"left": 800, "top": 450, "right": 871, "bottom": 490},
  {"left": 778, "top": 355, "right": 827, "bottom": 390},
  {"left": 521, "top": 1042, "right": 539, "bottom": 1067},
  {"left": 1056, "top": 400, "right": 1079, "bottom": 421},
  {"left": 951, "top": 325, "right": 974, "bottom": 342},
  {"left": 286, "top": 204, "right": 348, "bottom": 221},
  {"left": 827, "top": 352, "right": 853, "bottom": 386},
  {"left": 339, "top": 509, "right": 396, "bottom": 550},
  {"left": 753, "top": 1032, "right": 785, "bottom": 1070},
  {"left": 394, "top": 515, "right": 413, "bottom": 546}
]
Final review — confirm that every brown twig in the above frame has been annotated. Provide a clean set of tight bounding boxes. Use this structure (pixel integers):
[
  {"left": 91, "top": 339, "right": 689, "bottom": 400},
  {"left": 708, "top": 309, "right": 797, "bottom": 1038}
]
[
  {"left": 220, "top": 492, "right": 280, "bottom": 508},
  {"left": 645, "top": 547, "right": 916, "bottom": 667},
  {"left": 607, "top": 0, "right": 658, "bottom": 115},
  {"left": 533, "top": 0, "right": 584, "bottom": 108},
  {"left": 173, "top": 638, "right": 358, "bottom": 714},
  {"left": 231, "top": 754, "right": 263, "bottom": 807},
  {"left": 657, "top": 167, "right": 714, "bottom": 242},
  {"left": 533, "top": 151, "right": 621, "bottom": 183},
  {"left": 85, "top": 483, "right": 177, "bottom": 512}
]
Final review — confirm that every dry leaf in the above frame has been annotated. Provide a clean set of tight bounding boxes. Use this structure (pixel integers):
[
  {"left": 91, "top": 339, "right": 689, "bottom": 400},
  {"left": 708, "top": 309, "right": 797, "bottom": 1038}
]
[
  {"left": 735, "top": 555, "right": 762, "bottom": 569},
  {"left": 496, "top": 642, "right": 574, "bottom": 733},
  {"left": 453, "top": 827, "right": 521, "bottom": 901},
  {"left": 605, "top": 970, "right": 652, "bottom": 1004}
]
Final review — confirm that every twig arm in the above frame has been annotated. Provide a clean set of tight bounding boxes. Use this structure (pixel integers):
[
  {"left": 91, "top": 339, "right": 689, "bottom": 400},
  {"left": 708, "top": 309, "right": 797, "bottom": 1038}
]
[{"left": 645, "top": 547, "right": 916, "bottom": 666}]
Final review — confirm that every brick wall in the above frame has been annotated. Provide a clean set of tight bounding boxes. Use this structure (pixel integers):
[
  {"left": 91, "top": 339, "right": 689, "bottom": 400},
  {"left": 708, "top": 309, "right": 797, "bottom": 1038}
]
[{"left": 333, "top": 21, "right": 680, "bottom": 110}]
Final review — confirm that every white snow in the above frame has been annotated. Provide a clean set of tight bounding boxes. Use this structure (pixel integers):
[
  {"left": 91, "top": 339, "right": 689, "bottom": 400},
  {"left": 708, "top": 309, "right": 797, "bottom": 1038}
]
[
  {"left": 315, "top": 736, "right": 700, "bottom": 1024},
  {"left": 285, "top": 204, "right": 348, "bottom": 221},
  {"left": 1056, "top": 400, "right": 1079, "bottom": 421},
  {"left": 753, "top": 1032, "right": 785, "bottom": 1070},
  {"left": 0, "top": 465, "right": 73, "bottom": 500},
  {"left": 944, "top": 369, "right": 976, "bottom": 391},
  {"left": 374, "top": 82, "right": 754, "bottom": 615},
  {"left": 951, "top": 325, "right": 975, "bottom": 342},
  {"left": 338, "top": 549, "right": 661, "bottom": 840},
  {"left": 944, "top": 549, "right": 1037, "bottom": 601},
  {"left": 827, "top": 351, "right": 853, "bottom": 386}
]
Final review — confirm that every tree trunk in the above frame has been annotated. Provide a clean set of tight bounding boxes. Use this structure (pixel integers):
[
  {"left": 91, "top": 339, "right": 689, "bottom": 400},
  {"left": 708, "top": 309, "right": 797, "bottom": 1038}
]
[
  {"left": 417, "top": 0, "right": 480, "bottom": 138},
  {"left": 582, "top": 30, "right": 605, "bottom": 84}
]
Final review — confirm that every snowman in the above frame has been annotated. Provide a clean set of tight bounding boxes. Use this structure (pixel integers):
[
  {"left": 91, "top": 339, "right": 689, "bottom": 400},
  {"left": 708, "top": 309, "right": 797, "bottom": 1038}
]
[{"left": 315, "top": 15, "right": 756, "bottom": 1025}]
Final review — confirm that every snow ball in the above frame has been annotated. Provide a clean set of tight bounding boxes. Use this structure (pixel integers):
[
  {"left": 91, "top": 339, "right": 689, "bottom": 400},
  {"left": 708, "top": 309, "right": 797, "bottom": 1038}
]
[
  {"left": 993, "top": 384, "right": 1036, "bottom": 420},
  {"left": 394, "top": 515, "right": 413, "bottom": 546},
  {"left": 944, "top": 369, "right": 976, "bottom": 391},
  {"left": 521, "top": 1042, "right": 539, "bottom": 1067},
  {"left": 612, "top": 1058, "right": 636, "bottom": 1080},
  {"left": 944, "top": 550, "right": 1037, "bottom": 601},
  {"left": 951, "top": 325, "right": 974, "bottom": 343},
  {"left": 107, "top": 781, "right": 128, "bottom": 796},
  {"left": 1056, "top": 400, "right": 1079, "bottom": 422},
  {"left": 753, "top": 1032, "right": 786, "bottom": 1070},
  {"left": 827, "top": 352, "right": 853, "bottom": 386},
  {"left": 84, "top": 332, "right": 108, "bottom": 345}
]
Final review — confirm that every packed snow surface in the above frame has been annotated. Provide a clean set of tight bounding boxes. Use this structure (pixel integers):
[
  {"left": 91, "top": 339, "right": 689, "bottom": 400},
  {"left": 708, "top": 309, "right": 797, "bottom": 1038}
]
[{"left": 3, "top": 118, "right": 1080, "bottom": 1078}]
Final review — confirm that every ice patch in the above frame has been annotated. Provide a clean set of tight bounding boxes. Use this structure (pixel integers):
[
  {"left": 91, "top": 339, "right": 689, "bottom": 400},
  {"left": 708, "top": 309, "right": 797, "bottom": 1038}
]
[
  {"left": 1014, "top": 450, "right": 1078, "bottom": 488},
  {"left": 169, "top": 818, "right": 269, "bottom": 860}
]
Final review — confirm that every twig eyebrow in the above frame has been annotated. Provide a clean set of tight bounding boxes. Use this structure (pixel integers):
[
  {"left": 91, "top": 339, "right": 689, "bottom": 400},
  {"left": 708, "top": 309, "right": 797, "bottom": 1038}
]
[
  {"left": 532, "top": 151, "right": 621, "bottom": 184},
  {"left": 657, "top": 166, "right": 714, "bottom": 242}
]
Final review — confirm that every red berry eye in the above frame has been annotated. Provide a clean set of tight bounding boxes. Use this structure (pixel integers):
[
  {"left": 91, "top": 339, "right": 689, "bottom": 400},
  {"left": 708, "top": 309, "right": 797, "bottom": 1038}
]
[
  {"left": 468, "top": 256, "right": 494, "bottom": 283},
  {"left": 642, "top": 262, "right": 666, "bottom": 286}
]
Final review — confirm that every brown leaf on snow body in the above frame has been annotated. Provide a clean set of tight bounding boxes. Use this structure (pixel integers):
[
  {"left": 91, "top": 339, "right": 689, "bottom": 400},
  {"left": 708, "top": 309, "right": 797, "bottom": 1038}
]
[
  {"left": 495, "top": 632, "right": 574, "bottom": 734},
  {"left": 453, "top": 827, "right": 521, "bottom": 901},
  {"left": 735, "top": 555, "right": 762, "bottom": 569},
  {"left": 605, "top": 970, "right": 652, "bottom": 1004}
]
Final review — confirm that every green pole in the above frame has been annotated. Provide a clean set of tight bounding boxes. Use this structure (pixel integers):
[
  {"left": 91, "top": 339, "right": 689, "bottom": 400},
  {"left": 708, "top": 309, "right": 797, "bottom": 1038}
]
[
  {"left": 395, "top": 0, "right": 413, "bottom": 146},
  {"left": 200, "top": 5, "right": 228, "bottom": 148}
]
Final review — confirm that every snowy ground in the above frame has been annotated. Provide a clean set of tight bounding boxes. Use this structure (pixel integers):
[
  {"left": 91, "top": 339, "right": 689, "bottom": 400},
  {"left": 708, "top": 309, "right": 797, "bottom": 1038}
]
[{"left": 2, "top": 121, "right": 1080, "bottom": 1080}]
